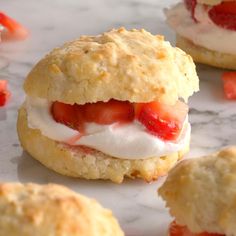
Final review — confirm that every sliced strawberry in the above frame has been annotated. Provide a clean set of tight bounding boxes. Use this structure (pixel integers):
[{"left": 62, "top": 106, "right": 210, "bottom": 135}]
[
  {"left": 208, "top": 2, "right": 236, "bottom": 31},
  {"left": 222, "top": 72, "right": 236, "bottom": 100},
  {"left": 169, "top": 221, "right": 224, "bottom": 236},
  {"left": 134, "top": 103, "right": 145, "bottom": 118},
  {"left": 51, "top": 99, "right": 134, "bottom": 131},
  {"left": 0, "top": 12, "right": 28, "bottom": 40},
  {"left": 51, "top": 99, "right": 187, "bottom": 141},
  {"left": 51, "top": 101, "right": 84, "bottom": 131},
  {"left": 136, "top": 101, "right": 188, "bottom": 141},
  {"left": 81, "top": 99, "right": 134, "bottom": 125},
  {"left": 184, "top": 0, "right": 197, "bottom": 22},
  {"left": 0, "top": 90, "right": 11, "bottom": 107},
  {"left": 0, "top": 80, "right": 11, "bottom": 107},
  {"left": 0, "top": 80, "right": 7, "bottom": 91}
]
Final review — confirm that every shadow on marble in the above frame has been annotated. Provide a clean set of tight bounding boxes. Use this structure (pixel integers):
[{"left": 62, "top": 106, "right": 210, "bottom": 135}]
[
  {"left": 17, "top": 151, "right": 64, "bottom": 184},
  {"left": 0, "top": 57, "right": 10, "bottom": 70},
  {"left": 0, "top": 109, "right": 7, "bottom": 121}
]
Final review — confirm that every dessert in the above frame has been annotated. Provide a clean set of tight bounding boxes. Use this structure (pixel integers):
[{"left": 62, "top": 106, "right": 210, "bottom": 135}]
[
  {"left": 0, "top": 182, "right": 123, "bottom": 236},
  {"left": 17, "top": 28, "right": 199, "bottom": 183},
  {"left": 159, "top": 146, "right": 236, "bottom": 236},
  {"left": 166, "top": 0, "right": 236, "bottom": 70}
]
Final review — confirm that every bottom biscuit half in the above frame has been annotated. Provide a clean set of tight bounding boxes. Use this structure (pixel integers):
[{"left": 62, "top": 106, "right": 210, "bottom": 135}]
[
  {"left": 176, "top": 34, "right": 236, "bottom": 70},
  {"left": 17, "top": 105, "right": 189, "bottom": 183}
]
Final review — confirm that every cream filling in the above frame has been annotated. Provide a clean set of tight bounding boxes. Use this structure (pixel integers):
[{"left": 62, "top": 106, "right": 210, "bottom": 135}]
[
  {"left": 25, "top": 97, "right": 190, "bottom": 159},
  {"left": 165, "top": 3, "right": 236, "bottom": 54}
]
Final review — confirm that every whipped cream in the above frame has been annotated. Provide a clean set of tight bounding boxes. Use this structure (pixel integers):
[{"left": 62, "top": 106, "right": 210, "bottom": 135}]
[
  {"left": 25, "top": 97, "right": 190, "bottom": 160},
  {"left": 166, "top": 3, "right": 236, "bottom": 54}
]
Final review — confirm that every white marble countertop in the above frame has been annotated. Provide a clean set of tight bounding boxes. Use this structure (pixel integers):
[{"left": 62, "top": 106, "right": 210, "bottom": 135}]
[{"left": 1, "top": 0, "right": 236, "bottom": 235}]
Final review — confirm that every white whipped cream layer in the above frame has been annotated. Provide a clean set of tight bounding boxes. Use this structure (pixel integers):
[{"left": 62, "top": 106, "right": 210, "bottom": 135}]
[
  {"left": 25, "top": 97, "right": 190, "bottom": 159},
  {"left": 166, "top": 3, "right": 236, "bottom": 54}
]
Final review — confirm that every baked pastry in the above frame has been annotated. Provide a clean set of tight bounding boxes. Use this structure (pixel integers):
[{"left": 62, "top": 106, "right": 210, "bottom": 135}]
[
  {"left": 17, "top": 27, "right": 199, "bottom": 183},
  {"left": 166, "top": 0, "right": 236, "bottom": 70},
  {"left": 159, "top": 146, "right": 236, "bottom": 236},
  {"left": 0, "top": 182, "right": 124, "bottom": 236}
]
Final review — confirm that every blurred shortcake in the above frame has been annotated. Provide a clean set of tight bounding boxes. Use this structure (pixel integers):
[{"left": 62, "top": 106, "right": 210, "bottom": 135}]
[
  {"left": 0, "top": 182, "right": 123, "bottom": 236},
  {"left": 17, "top": 28, "right": 199, "bottom": 183},
  {"left": 159, "top": 146, "right": 236, "bottom": 236},
  {"left": 166, "top": 0, "right": 236, "bottom": 70}
]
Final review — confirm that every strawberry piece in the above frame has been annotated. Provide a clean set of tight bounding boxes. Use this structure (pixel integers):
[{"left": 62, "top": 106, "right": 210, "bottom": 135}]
[
  {"left": 0, "top": 80, "right": 7, "bottom": 91},
  {"left": 81, "top": 99, "right": 134, "bottom": 125},
  {"left": 0, "top": 90, "right": 11, "bottom": 107},
  {"left": 136, "top": 101, "right": 188, "bottom": 141},
  {"left": 0, "top": 12, "right": 28, "bottom": 40},
  {"left": 51, "top": 99, "right": 134, "bottom": 131},
  {"left": 222, "top": 72, "right": 236, "bottom": 100},
  {"left": 184, "top": 0, "right": 197, "bottom": 22},
  {"left": 208, "top": 2, "right": 236, "bottom": 30},
  {"left": 169, "top": 221, "right": 224, "bottom": 236},
  {"left": 51, "top": 102, "right": 84, "bottom": 132},
  {"left": 51, "top": 99, "right": 187, "bottom": 141},
  {"left": 0, "top": 80, "right": 11, "bottom": 107}
]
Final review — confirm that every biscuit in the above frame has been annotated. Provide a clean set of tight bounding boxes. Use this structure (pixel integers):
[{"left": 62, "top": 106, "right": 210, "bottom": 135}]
[
  {"left": 17, "top": 105, "right": 189, "bottom": 183},
  {"left": 176, "top": 34, "right": 236, "bottom": 70},
  {"left": 24, "top": 28, "right": 199, "bottom": 105},
  {"left": 0, "top": 182, "right": 124, "bottom": 236},
  {"left": 159, "top": 146, "right": 236, "bottom": 235}
]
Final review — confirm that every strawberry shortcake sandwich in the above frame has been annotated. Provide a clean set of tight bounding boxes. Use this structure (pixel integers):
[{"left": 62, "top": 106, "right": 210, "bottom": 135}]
[
  {"left": 166, "top": 0, "right": 236, "bottom": 70},
  {"left": 17, "top": 28, "right": 199, "bottom": 183},
  {"left": 159, "top": 146, "right": 236, "bottom": 236}
]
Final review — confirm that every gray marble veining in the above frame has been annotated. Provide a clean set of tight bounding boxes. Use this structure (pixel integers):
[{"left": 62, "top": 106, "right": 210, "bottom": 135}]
[{"left": 1, "top": 0, "right": 236, "bottom": 235}]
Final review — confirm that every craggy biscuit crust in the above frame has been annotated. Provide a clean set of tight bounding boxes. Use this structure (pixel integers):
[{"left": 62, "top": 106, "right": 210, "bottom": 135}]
[
  {"left": 176, "top": 35, "right": 236, "bottom": 70},
  {"left": 159, "top": 146, "right": 236, "bottom": 236},
  {"left": 0, "top": 182, "right": 124, "bottom": 236},
  {"left": 17, "top": 106, "right": 189, "bottom": 183},
  {"left": 24, "top": 28, "right": 199, "bottom": 105}
]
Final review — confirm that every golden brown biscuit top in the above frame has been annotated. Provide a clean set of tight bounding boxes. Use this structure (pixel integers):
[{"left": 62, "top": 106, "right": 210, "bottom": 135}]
[
  {"left": 159, "top": 146, "right": 236, "bottom": 235},
  {"left": 0, "top": 183, "right": 124, "bottom": 236},
  {"left": 24, "top": 28, "right": 199, "bottom": 105}
]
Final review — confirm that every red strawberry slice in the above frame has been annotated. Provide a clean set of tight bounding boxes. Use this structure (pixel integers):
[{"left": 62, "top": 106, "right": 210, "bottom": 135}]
[
  {"left": 169, "top": 221, "right": 224, "bottom": 236},
  {"left": 208, "top": 2, "right": 236, "bottom": 30},
  {"left": 51, "top": 99, "right": 187, "bottom": 141},
  {"left": 135, "top": 101, "right": 188, "bottom": 141},
  {"left": 51, "top": 102, "right": 84, "bottom": 132},
  {"left": 221, "top": 72, "right": 236, "bottom": 100},
  {"left": 51, "top": 99, "right": 134, "bottom": 131},
  {"left": 0, "top": 12, "right": 28, "bottom": 40},
  {"left": 0, "top": 80, "right": 7, "bottom": 91},
  {"left": 184, "top": 0, "right": 198, "bottom": 22},
  {"left": 0, "top": 90, "right": 11, "bottom": 107},
  {"left": 0, "top": 80, "right": 11, "bottom": 107},
  {"left": 82, "top": 99, "right": 134, "bottom": 125}
]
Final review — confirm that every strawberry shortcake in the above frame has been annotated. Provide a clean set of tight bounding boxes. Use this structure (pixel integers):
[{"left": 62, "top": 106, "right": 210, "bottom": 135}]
[
  {"left": 0, "top": 182, "right": 124, "bottom": 235},
  {"left": 17, "top": 28, "right": 199, "bottom": 183},
  {"left": 166, "top": 0, "right": 236, "bottom": 70},
  {"left": 159, "top": 146, "right": 236, "bottom": 236}
]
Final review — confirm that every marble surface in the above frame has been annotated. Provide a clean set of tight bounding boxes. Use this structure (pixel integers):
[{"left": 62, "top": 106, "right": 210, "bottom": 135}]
[{"left": 1, "top": 0, "right": 236, "bottom": 235}]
